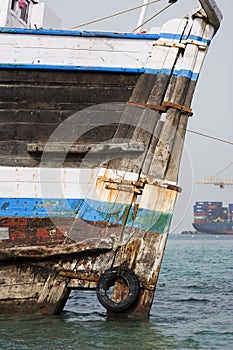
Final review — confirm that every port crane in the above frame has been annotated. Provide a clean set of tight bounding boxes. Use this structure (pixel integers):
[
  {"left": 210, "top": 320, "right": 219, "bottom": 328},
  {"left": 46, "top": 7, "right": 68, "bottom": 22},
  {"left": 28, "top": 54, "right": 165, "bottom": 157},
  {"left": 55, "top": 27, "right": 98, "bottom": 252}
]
[
  {"left": 196, "top": 162, "right": 233, "bottom": 189},
  {"left": 196, "top": 178, "right": 233, "bottom": 189}
]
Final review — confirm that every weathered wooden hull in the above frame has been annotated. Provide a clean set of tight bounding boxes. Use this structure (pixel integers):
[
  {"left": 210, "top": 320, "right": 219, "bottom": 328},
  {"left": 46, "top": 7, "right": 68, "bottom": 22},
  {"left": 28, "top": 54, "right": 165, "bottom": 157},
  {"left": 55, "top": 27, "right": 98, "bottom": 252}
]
[
  {"left": 0, "top": 242, "right": 113, "bottom": 315},
  {"left": 0, "top": 69, "right": 140, "bottom": 167},
  {"left": 0, "top": 3, "right": 221, "bottom": 317}
]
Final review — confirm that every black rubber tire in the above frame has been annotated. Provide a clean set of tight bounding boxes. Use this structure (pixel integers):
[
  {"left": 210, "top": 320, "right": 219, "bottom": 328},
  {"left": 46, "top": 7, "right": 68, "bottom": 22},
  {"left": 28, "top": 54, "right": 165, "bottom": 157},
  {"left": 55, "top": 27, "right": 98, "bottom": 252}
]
[{"left": 96, "top": 267, "right": 140, "bottom": 313}]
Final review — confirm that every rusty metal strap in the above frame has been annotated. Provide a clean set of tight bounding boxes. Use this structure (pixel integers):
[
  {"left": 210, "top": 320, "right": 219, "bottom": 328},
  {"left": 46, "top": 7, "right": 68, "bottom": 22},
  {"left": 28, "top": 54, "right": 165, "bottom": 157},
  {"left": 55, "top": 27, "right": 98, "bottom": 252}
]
[
  {"left": 99, "top": 176, "right": 144, "bottom": 188},
  {"left": 105, "top": 183, "right": 142, "bottom": 195},
  {"left": 99, "top": 176, "right": 181, "bottom": 193},
  {"left": 162, "top": 101, "right": 193, "bottom": 116},
  {"left": 127, "top": 101, "right": 166, "bottom": 112},
  {"left": 127, "top": 101, "right": 193, "bottom": 116},
  {"left": 98, "top": 176, "right": 144, "bottom": 194},
  {"left": 146, "top": 178, "right": 182, "bottom": 192}
]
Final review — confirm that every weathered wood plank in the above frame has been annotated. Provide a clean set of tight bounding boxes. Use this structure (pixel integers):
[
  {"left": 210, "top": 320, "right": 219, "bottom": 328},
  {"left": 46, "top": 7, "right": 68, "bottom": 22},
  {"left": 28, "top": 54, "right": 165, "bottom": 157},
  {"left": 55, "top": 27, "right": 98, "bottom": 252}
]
[
  {"left": 142, "top": 120, "right": 164, "bottom": 175},
  {"left": 0, "top": 67, "right": 140, "bottom": 167},
  {"left": 0, "top": 108, "right": 124, "bottom": 124},
  {"left": 0, "top": 84, "right": 130, "bottom": 104},
  {"left": 106, "top": 18, "right": 213, "bottom": 318},
  {"left": 165, "top": 24, "right": 214, "bottom": 182},
  {"left": 0, "top": 69, "right": 139, "bottom": 86},
  {"left": 72, "top": 19, "right": 188, "bottom": 317},
  {"left": 148, "top": 19, "right": 207, "bottom": 179}
]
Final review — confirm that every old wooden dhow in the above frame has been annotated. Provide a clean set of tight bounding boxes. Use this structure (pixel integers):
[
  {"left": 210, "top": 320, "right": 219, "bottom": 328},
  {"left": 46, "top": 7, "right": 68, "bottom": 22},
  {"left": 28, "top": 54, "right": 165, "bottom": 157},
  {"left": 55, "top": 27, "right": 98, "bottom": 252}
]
[{"left": 0, "top": 0, "right": 222, "bottom": 317}]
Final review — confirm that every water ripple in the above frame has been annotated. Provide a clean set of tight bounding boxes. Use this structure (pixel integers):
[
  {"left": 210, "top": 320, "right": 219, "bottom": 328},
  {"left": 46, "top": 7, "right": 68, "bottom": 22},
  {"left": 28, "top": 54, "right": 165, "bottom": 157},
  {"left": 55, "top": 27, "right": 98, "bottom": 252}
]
[{"left": 0, "top": 235, "right": 232, "bottom": 350}]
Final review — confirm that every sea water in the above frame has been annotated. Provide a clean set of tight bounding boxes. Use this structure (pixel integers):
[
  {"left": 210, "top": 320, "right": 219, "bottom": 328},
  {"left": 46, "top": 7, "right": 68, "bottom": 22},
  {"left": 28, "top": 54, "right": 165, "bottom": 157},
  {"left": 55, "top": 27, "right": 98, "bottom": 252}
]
[{"left": 0, "top": 235, "right": 232, "bottom": 350}]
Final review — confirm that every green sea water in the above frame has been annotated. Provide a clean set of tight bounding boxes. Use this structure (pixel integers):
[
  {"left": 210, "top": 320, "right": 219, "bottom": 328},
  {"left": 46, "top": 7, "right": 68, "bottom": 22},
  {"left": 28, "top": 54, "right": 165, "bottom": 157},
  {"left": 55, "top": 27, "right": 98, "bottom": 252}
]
[{"left": 0, "top": 235, "right": 232, "bottom": 350}]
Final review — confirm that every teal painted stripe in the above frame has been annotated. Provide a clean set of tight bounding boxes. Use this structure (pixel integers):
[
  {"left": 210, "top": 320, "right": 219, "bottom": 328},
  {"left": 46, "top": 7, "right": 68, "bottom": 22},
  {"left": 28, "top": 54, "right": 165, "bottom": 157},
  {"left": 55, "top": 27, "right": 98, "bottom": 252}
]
[
  {"left": 78, "top": 200, "right": 172, "bottom": 233},
  {"left": 77, "top": 199, "right": 131, "bottom": 224},
  {"left": 126, "top": 207, "right": 172, "bottom": 234},
  {"left": 0, "top": 197, "right": 171, "bottom": 233}
]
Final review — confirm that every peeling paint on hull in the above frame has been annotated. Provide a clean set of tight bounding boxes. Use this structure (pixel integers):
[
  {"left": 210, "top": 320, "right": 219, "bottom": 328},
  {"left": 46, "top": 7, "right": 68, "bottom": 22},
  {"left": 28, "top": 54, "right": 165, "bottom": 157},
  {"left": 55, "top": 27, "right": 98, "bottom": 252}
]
[{"left": 0, "top": 1, "right": 222, "bottom": 317}]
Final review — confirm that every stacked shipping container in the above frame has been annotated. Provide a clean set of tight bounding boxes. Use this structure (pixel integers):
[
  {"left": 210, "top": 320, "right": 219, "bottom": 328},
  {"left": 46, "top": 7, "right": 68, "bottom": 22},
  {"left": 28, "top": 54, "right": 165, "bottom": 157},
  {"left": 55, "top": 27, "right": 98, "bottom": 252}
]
[
  {"left": 193, "top": 202, "right": 208, "bottom": 224},
  {"left": 193, "top": 201, "right": 233, "bottom": 224},
  {"left": 229, "top": 204, "right": 233, "bottom": 222}
]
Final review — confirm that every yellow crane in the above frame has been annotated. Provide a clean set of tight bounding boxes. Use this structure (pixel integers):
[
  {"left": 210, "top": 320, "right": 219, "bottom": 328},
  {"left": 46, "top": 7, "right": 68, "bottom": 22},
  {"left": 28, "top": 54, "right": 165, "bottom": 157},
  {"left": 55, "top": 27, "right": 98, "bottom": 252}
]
[
  {"left": 196, "top": 162, "right": 233, "bottom": 189},
  {"left": 196, "top": 178, "right": 233, "bottom": 189}
]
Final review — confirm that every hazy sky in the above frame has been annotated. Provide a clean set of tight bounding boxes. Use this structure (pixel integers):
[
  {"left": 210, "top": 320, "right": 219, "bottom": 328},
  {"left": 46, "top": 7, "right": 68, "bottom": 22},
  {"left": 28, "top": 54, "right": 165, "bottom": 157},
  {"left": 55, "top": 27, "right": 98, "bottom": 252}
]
[{"left": 43, "top": 0, "right": 233, "bottom": 232}]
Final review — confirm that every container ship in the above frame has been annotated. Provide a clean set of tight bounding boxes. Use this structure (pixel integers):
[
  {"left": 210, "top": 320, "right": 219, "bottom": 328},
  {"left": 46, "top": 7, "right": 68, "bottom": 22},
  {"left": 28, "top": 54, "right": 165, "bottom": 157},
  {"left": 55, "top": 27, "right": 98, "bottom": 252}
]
[{"left": 192, "top": 202, "right": 233, "bottom": 235}]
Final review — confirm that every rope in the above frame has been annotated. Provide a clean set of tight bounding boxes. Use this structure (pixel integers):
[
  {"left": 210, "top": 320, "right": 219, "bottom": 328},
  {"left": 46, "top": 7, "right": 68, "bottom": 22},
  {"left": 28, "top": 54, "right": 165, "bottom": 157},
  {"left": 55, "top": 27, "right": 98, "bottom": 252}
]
[
  {"left": 132, "top": 2, "right": 174, "bottom": 32},
  {"left": 68, "top": 0, "right": 161, "bottom": 30},
  {"left": 211, "top": 162, "right": 233, "bottom": 178},
  {"left": 187, "top": 129, "right": 233, "bottom": 146}
]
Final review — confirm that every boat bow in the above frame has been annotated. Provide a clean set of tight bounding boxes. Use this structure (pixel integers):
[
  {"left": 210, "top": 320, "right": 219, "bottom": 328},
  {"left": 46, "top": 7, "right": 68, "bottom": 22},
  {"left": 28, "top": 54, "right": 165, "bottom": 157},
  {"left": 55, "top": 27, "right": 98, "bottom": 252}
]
[
  {"left": 199, "top": 0, "right": 222, "bottom": 33},
  {"left": 0, "top": 0, "right": 223, "bottom": 318}
]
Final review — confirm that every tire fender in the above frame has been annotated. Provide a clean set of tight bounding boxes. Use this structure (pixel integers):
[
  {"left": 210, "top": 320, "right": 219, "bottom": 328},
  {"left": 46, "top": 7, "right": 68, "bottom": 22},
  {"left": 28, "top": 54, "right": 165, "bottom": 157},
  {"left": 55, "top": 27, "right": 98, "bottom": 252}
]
[{"left": 96, "top": 267, "right": 140, "bottom": 313}]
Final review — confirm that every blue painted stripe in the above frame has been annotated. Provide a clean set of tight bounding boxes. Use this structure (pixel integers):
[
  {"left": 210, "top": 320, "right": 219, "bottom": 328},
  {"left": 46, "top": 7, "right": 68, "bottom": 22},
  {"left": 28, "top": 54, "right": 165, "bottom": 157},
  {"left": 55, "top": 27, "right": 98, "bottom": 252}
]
[
  {"left": 0, "top": 63, "right": 145, "bottom": 74},
  {"left": 78, "top": 199, "right": 131, "bottom": 224},
  {"left": 145, "top": 68, "right": 199, "bottom": 81},
  {"left": 145, "top": 68, "right": 171, "bottom": 75},
  {"left": 0, "top": 27, "right": 159, "bottom": 40},
  {"left": 0, "top": 198, "right": 83, "bottom": 217},
  {"left": 186, "top": 34, "right": 211, "bottom": 45},
  {"left": 0, "top": 28, "right": 210, "bottom": 45},
  {"left": 173, "top": 69, "right": 198, "bottom": 80},
  {"left": 81, "top": 31, "right": 159, "bottom": 40},
  {"left": 159, "top": 33, "right": 211, "bottom": 45},
  {"left": 158, "top": 32, "right": 184, "bottom": 41},
  {"left": 0, "top": 63, "right": 199, "bottom": 80},
  {"left": 0, "top": 197, "right": 171, "bottom": 233}
]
